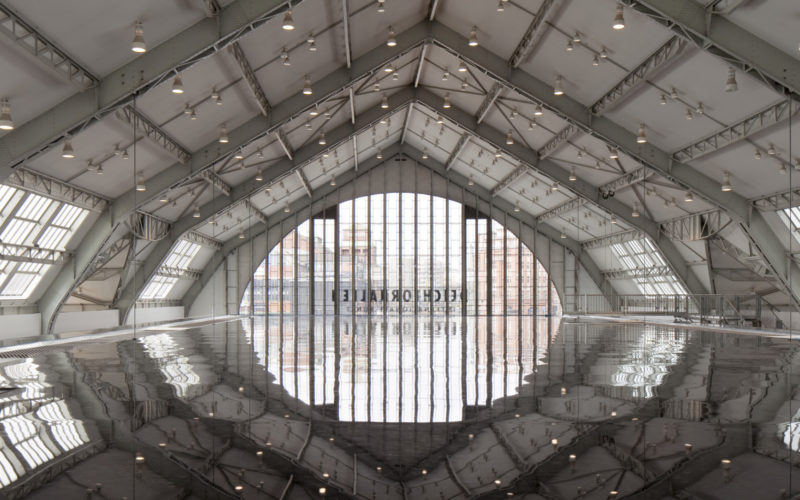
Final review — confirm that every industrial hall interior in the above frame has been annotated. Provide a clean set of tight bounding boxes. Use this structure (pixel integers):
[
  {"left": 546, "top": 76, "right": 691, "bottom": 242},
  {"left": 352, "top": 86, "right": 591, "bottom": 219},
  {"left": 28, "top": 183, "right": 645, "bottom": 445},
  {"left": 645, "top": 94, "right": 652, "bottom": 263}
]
[{"left": 1, "top": 0, "right": 800, "bottom": 498}]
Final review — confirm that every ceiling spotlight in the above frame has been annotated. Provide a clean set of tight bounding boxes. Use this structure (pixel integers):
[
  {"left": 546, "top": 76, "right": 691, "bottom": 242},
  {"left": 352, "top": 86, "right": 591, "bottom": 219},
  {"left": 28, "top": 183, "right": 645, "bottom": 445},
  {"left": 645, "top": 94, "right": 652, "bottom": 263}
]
[
  {"left": 610, "top": 215, "right": 617, "bottom": 224},
  {"left": 497, "top": 0, "right": 505, "bottom": 12},
  {"left": 421, "top": 148, "right": 429, "bottom": 160},
  {"left": 303, "top": 75, "right": 313, "bottom": 95},
  {"left": 443, "top": 94, "right": 451, "bottom": 109},
  {"left": 219, "top": 124, "right": 229, "bottom": 144},
  {"left": 458, "top": 60, "right": 467, "bottom": 73},
  {"left": 553, "top": 75, "right": 564, "bottom": 96},
  {"left": 721, "top": 171, "right": 732, "bottom": 192},
  {"left": 632, "top": 202, "right": 640, "bottom": 218},
  {"left": 122, "top": 150, "right": 129, "bottom": 160},
  {"left": 684, "top": 191, "right": 693, "bottom": 202},
  {"left": 281, "top": 47, "right": 291, "bottom": 66},
  {"left": 61, "top": 139, "right": 75, "bottom": 159},
  {"left": 310, "top": 105, "right": 320, "bottom": 116},
  {"left": 696, "top": 102, "right": 704, "bottom": 115},
  {"left": 0, "top": 98, "right": 13, "bottom": 130},
  {"left": 468, "top": 175, "right": 474, "bottom": 186},
  {"left": 131, "top": 21, "right": 146, "bottom": 53},
  {"left": 600, "top": 46, "right": 608, "bottom": 59},
  {"left": 561, "top": 229, "right": 567, "bottom": 239},
  {"left": 255, "top": 169, "right": 263, "bottom": 182},
  {"left": 318, "top": 132, "right": 326, "bottom": 146},
  {"left": 573, "top": 31, "right": 582, "bottom": 43},
  {"left": 441, "top": 68, "right": 449, "bottom": 81},
  {"left": 612, "top": 2, "right": 625, "bottom": 30},
  {"left": 780, "top": 163, "right": 788, "bottom": 175},
  {"left": 307, "top": 33, "right": 317, "bottom": 51},
  {"left": 514, "top": 201, "right": 520, "bottom": 212},
  {"left": 328, "top": 175, "right": 336, "bottom": 186},
  {"left": 592, "top": 55, "right": 600, "bottom": 66},
  {"left": 171, "top": 74, "right": 184, "bottom": 94},
  {"left": 495, "top": 149, "right": 503, "bottom": 158},
  {"left": 609, "top": 148, "right": 619, "bottom": 159},
  {"left": 284, "top": 203, "right": 291, "bottom": 213},
  {"left": 685, "top": 108, "right": 693, "bottom": 120},
  {"left": 768, "top": 143, "right": 776, "bottom": 155},
  {"left": 282, "top": 9, "right": 295, "bottom": 30},
  {"left": 239, "top": 231, "right": 245, "bottom": 239},
  {"left": 534, "top": 104, "right": 544, "bottom": 116},
  {"left": 376, "top": 149, "right": 383, "bottom": 159},
  {"left": 551, "top": 181, "right": 559, "bottom": 192},
  {"left": 528, "top": 119, "right": 537, "bottom": 130},
  {"left": 135, "top": 172, "right": 146, "bottom": 192},
  {"left": 159, "top": 195, "right": 169, "bottom": 203},
  {"left": 506, "top": 130, "right": 514, "bottom": 145},
  {"left": 392, "top": 71, "right": 399, "bottom": 81},
  {"left": 386, "top": 26, "right": 397, "bottom": 47},
  {"left": 669, "top": 87, "right": 679, "bottom": 100},
  {"left": 569, "top": 168, "right": 577, "bottom": 182},
  {"left": 381, "top": 95, "right": 389, "bottom": 109},
  {"left": 234, "top": 149, "right": 244, "bottom": 160},
  {"left": 468, "top": 26, "right": 479, "bottom": 47},
  {"left": 113, "top": 144, "right": 122, "bottom": 156},
  {"left": 725, "top": 66, "right": 737, "bottom": 92},
  {"left": 257, "top": 149, "right": 264, "bottom": 159},
  {"left": 566, "top": 40, "right": 574, "bottom": 52},
  {"left": 754, "top": 149, "right": 762, "bottom": 160},
  {"left": 577, "top": 148, "right": 583, "bottom": 159},
  {"left": 377, "top": 0, "right": 385, "bottom": 13},
  {"left": 636, "top": 124, "right": 647, "bottom": 144},
  {"left": 659, "top": 94, "right": 667, "bottom": 105},
  {"left": 211, "top": 87, "right": 222, "bottom": 106},
  {"left": 436, "top": 114, "right": 444, "bottom": 124}
]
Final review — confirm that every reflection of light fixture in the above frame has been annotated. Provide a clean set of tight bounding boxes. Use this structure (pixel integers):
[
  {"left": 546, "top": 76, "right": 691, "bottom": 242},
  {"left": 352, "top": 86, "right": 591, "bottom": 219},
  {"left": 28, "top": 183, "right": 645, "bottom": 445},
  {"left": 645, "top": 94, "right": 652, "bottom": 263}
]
[
  {"left": 612, "top": 3, "right": 625, "bottom": 30},
  {"left": 131, "top": 22, "right": 146, "bottom": 53}
]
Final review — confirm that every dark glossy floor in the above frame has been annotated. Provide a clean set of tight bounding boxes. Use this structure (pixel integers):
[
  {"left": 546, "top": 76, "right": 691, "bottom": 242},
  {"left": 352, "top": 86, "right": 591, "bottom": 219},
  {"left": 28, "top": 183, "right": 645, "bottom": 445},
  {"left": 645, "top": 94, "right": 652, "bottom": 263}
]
[{"left": 0, "top": 316, "right": 799, "bottom": 499}]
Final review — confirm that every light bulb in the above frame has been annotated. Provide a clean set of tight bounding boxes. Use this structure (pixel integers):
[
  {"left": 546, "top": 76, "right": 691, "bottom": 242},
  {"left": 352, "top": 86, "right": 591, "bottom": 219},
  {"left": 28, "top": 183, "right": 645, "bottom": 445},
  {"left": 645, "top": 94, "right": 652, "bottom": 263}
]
[
  {"left": 219, "top": 124, "right": 229, "bottom": 144},
  {"left": 468, "top": 26, "right": 479, "bottom": 47},
  {"left": 131, "top": 21, "right": 146, "bottom": 53},
  {"left": 61, "top": 139, "right": 75, "bottom": 159},
  {"left": 612, "top": 3, "right": 625, "bottom": 30},
  {"left": 0, "top": 98, "right": 13, "bottom": 130},
  {"left": 303, "top": 75, "right": 313, "bottom": 95},
  {"left": 386, "top": 26, "right": 397, "bottom": 47},
  {"left": 282, "top": 10, "right": 295, "bottom": 30},
  {"left": 725, "top": 66, "right": 737, "bottom": 92},
  {"left": 171, "top": 74, "right": 184, "bottom": 94},
  {"left": 553, "top": 75, "right": 564, "bottom": 95}
]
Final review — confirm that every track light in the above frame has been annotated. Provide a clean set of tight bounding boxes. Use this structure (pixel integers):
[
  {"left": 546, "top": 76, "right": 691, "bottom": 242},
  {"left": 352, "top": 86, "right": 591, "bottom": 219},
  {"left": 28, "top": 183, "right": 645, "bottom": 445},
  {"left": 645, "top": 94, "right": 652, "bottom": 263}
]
[
  {"left": 669, "top": 87, "right": 679, "bottom": 100},
  {"left": 659, "top": 94, "right": 667, "bottom": 105},
  {"left": 136, "top": 172, "right": 146, "bottom": 192},
  {"left": 422, "top": 148, "right": 429, "bottom": 159},
  {"left": 721, "top": 172, "right": 732, "bottom": 192},
  {"left": 553, "top": 75, "right": 564, "bottom": 96},
  {"left": 458, "top": 60, "right": 467, "bottom": 73},
  {"left": 780, "top": 163, "right": 788, "bottom": 175},
  {"left": 193, "top": 205, "right": 201, "bottom": 218},
  {"left": 725, "top": 67, "right": 737, "bottom": 92},
  {"left": 219, "top": 124, "right": 229, "bottom": 144},
  {"left": 600, "top": 46, "right": 608, "bottom": 59},
  {"left": 534, "top": 104, "right": 543, "bottom": 116},
  {"left": 307, "top": 34, "right": 317, "bottom": 51},
  {"left": 592, "top": 55, "right": 600, "bottom": 66},
  {"left": 528, "top": 119, "right": 537, "bottom": 130},
  {"left": 61, "top": 139, "right": 75, "bottom": 159},
  {"left": 282, "top": 9, "right": 295, "bottom": 30},
  {"left": 122, "top": 150, "right": 129, "bottom": 160},
  {"left": 190, "top": 108, "right": 197, "bottom": 120},
  {"left": 436, "top": 114, "right": 444, "bottom": 124},
  {"left": 551, "top": 182, "right": 559, "bottom": 192},
  {"left": 768, "top": 143, "right": 776, "bottom": 155},
  {"left": 159, "top": 194, "right": 169, "bottom": 203},
  {"left": 506, "top": 130, "right": 514, "bottom": 145},
  {"left": 257, "top": 150, "right": 264, "bottom": 159},
  {"left": 284, "top": 203, "right": 291, "bottom": 213},
  {"left": 281, "top": 47, "right": 291, "bottom": 66},
  {"left": 610, "top": 215, "right": 617, "bottom": 224},
  {"left": 131, "top": 21, "right": 146, "bottom": 53},
  {"left": 754, "top": 149, "right": 762, "bottom": 160},
  {"left": 381, "top": 95, "right": 389, "bottom": 109},
  {"left": 684, "top": 191, "right": 693, "bottom": 202},
  {"left": 239, "top": 231, "right": 245, "bottom": 239},
  {"left": 612, "top": 3, "right": 625, "bottom": 30},
  {"left": 566, "top": 40, "right": 574, "bottom": 52},
  {"left": 234, "top": 149, "right": 244, "bottom": 160},
  {"left": 171, "top": 74, "right": 184, "bottom": 94},
  {"left": 497, "top": 0, "right": 504, "bottom": 12},
  {"left": 685, "top": 108, "right": 693, "bottom": 120},
  {"left": 376, "top": 149, "right": 383, "bottom": 159},
  {"left": 441, "top": 68, "right": 448, "bottom": 81},
  {"left": 318, "top": 132, "right": 326, "bottom": 145},
  {"left": 495, "top": 149, "right": 502, "bottom": 158},
  {"left": 303, "top": 75, "right": 313, "bottom": 95},
  {"left": 0, "top": 98, "right": 13, "bottom": 130},
  {"left": 609, "top": 148, "right": 619, "bottom": 159},
  {"left": 443, "top": 94, "right": 451, "bottom": 109},
  {"left": 468, "top": 175, "right": 474, "bottom": 186},
  {"left": 696, "top": 102, "right": 704, "bottom": 115},
  {"left": 636, "top": 124, "right": 647, "bottom": 144},
  {"left": 392, "top": 71, "right": 399, "bottom": 81},
  {"left": 514, "top": 201, "right": 520, "bottom": 212},
  {"left": 632, "top": 202, "right": 640, "bottom": 218},
  {"left": 468, "top": 26, "right": 479, "bottom": 47},
  {"left": 386, "top": 26, "right": 397, "bottom": 47},
  {"left": 569, "top": 168, "right": 576, "bottom": 182},
  {"left": 310, "top": 105, "right": 319, "bottom": 116},
  {"left": 255, "top": 169, "right": 263, "bottom": 182},
  {"left": 561, "top": 229, "right": 567, "bottom": 239}
]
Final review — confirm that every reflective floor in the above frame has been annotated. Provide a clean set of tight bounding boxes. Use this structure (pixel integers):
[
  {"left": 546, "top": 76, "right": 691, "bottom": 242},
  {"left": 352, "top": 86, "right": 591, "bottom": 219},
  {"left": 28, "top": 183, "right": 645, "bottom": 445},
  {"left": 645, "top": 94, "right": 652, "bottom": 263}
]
[{"left": 1, "top": 316, "right": 800, "bottom": 499}]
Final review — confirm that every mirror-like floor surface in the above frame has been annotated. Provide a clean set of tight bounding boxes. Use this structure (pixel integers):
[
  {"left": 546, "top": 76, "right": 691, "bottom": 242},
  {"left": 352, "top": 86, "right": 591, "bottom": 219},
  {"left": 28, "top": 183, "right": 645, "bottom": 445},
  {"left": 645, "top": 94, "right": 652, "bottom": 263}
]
[{"left": 0, "top": 316, "right": 799, "bottom": 499}]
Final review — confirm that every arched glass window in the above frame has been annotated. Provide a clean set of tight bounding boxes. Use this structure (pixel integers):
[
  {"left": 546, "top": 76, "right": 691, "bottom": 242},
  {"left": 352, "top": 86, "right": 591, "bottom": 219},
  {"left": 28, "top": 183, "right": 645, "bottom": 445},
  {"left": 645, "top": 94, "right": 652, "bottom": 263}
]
[{"left": 241, "top": 193, "right": 561, "bottom": 316}]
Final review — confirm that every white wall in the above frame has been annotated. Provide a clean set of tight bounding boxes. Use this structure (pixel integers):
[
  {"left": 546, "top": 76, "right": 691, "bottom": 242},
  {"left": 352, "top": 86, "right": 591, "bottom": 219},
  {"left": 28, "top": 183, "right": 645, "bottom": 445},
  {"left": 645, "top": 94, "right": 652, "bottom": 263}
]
[
  {"left": 0, "top": 313, "right": 40, "bottom": 340},
  {"left": 124, "top": 306, "right": 185, "bottom": 326},
  {"left": 188, "top": 265, "right": 226, "bottom": 318},
  {"left": 53, "top": 309, "right": 120, "bottom": 335}
]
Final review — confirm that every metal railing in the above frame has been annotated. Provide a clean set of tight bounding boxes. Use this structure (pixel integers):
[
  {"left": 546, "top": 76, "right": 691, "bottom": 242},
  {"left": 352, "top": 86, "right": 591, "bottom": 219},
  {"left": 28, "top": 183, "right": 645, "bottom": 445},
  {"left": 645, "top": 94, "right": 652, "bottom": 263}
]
[{"left": 563, "top": 294, "right": 781, "bottom": 329}]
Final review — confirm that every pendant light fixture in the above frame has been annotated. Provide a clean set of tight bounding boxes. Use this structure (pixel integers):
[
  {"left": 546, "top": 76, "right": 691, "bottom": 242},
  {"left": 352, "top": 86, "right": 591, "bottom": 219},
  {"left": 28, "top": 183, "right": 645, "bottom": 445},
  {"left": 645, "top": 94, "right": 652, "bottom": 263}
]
[
  {"left": 282, "top": 8, "right": 295, "bottom": 30},
  {"left": 219, "top": 124, "right": 229, "bottom": 144},
  {"left": 303, "top": 75, "right": 313, "bottom": 95},
  {"left": 376, "top": 149, "right": 383, "bottom": 159},
  {"left": 377, "top": 0, "right": 385, "bottom": 13},
  {"left": 255, "top": 169, "right": 263, "bottom": 182},
  {"left": 684, "top": 191, "right": 694, "bottom": 202},
  {"left": 506, "top": 130, "right": 514, "bottom": 145},
  {"left": 551, "top": 181, "right": 559, "bottom": 192},
  {"left": 307, "top": 33, "right": 317, "bottom": 51},
  {"left": 721, "top": 171, "right": 732, "bottom": 192},
  {"left": 612, "top": 3, "right": 625, "bottom": 30},
  {"left": 136, "top": 172, "right": 146, "bottom": 192},
  {"left": 610, "top": 215, "right": 617, "bottom": 224},
  {"left": 632, "top": 202, "right": 640, "bottom": 218},
  {"left": 514, "top": 201, "right": 520, "bottom": 212},
  {"left": 443, "top": 94, "right": 451, "bottom": 109},
  {"left": 318, "top": 132, "right": 326, "bottom": 145},
  {"left": 534, "top": 104, "right": 543, "bottom": 116},
  {"left": 553, "top": 75, "right": 564, "bottom": 96},
  {"left": 193, "top": 205, "right": 201, "bottom": 218},
  {"left": 0, "top": 98, "right": 13, "bottom": 130},
  {"left": 609, "top": 148, "right": 619, "bottom": 159},
  {"left": 458, "top": 60, "right": 467, "bottom": 73},
  {"left": 468, "top": 26, "right": 479, "bottom": 47},
  {"left": 422, "top": 148, "right": 429, "bottom": 159},
  {"left": 61, "top": 138, "right": 76, "bottom": 158},
  {"left": 131, "top": 21, "right": 146, "bottom": 53},
  {"left": 569, "top": 168, "right": 577, "bottom": 182},
  {"left": 171, "top": 74, "right": 184, "bottom": 94},
  {"left": 636, "top": 124, "right": 647, "bottom": 144},
  {"left": 380, "top": 95, "right": 389, "bottom": 109},
  {"left": 386, "top": 26, "right": 397, "bottom": 47},
  {"left": 725, "top": 67, "right": 737, "bottom": 92}
]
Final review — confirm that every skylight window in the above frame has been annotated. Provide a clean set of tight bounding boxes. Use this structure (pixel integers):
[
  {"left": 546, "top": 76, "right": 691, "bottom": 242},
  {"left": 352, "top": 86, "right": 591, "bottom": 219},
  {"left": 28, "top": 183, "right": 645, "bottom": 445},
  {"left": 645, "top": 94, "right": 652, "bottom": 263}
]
[
  {"left": 139, "top": 239, "right": 202, "bottom": 300},
  {"left": 611, "top": 238, "right": 687, "bottom": 295},
  {"left": 0, "top": 189, "right": 89, "bottom": 300}
]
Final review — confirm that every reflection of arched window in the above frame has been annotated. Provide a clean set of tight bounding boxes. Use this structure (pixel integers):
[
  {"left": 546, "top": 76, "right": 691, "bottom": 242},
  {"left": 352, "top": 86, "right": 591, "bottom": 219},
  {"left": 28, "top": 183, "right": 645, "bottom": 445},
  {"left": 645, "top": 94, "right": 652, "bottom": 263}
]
[{"left": 241, "top": 193, "right": 561, "bottom": 315}]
